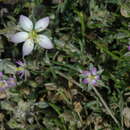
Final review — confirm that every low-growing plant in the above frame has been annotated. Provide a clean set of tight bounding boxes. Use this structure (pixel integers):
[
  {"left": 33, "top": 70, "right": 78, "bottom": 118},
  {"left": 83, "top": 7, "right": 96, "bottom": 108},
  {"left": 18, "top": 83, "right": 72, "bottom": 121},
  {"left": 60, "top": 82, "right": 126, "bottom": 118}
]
[{"left": 0, "top": 0, "right": 130, "bottom": 129}]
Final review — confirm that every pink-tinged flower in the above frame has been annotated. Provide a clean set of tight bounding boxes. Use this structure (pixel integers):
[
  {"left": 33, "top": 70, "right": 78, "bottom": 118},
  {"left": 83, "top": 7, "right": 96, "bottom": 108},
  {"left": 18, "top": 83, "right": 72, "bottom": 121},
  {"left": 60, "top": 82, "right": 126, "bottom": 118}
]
[
  {"left": 0, "top": 72, "right": 3, "bottom": 79},
  {"left": 0, "top": 80, "right": 8, "bottom": 91},
  {"left": 10, "top": 15, "right": 53, "bottom": 56},
  {"left": 81, "top": 67, "right": 100, "bottom": 86},
  {"left": 16, "top": 61, "right": 26, "bottom": 78},
  {"left": 7, "top": 77, "right": 16, "bottom": 87},
  {"left": 128, "top": 45, "right": 130, "bottom": 51},
  {"left": 16, "top": 60, "right": 25, "bottom": 67},
  {"left": 0, "top": 72, "right": 16, "bottom": 92}
]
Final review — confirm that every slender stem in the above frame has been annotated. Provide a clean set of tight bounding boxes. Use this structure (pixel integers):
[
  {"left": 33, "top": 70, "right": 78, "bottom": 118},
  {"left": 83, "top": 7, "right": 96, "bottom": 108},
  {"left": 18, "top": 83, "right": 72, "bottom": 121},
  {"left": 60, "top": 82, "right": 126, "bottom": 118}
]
[
  {"left": 92, "top": 86, "right": 119, "bottom": 125},
  {"left": 119, "top": 91, "right": 124, "bottom": 129},
  {"left": 56, "top": 71, "right": 120, "bottom": 126},
  {"left": 77, "top": 112, "right": 83, "bottom": 123}
]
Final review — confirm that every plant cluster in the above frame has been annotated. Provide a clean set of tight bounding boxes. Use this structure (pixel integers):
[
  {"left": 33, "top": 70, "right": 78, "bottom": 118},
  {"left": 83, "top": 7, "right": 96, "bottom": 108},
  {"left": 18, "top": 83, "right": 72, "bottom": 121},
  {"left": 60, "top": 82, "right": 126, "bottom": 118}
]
[{"left": 0, "top": 0, "right": 130, "bottom": 129}]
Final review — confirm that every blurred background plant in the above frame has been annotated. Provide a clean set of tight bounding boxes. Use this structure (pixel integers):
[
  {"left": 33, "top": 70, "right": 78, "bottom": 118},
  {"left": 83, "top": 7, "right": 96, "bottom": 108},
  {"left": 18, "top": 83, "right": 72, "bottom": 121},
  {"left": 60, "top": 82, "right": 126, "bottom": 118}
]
[{"left": 0, "top": 0, "right": 130, "bottom": 129}]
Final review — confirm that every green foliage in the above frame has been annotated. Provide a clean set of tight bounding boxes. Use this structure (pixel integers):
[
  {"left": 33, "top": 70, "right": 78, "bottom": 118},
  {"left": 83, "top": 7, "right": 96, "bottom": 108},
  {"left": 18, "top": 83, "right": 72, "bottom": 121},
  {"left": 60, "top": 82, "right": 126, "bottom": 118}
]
[{"left": 0, "top": 0, "right": 130, "bottom": 129}]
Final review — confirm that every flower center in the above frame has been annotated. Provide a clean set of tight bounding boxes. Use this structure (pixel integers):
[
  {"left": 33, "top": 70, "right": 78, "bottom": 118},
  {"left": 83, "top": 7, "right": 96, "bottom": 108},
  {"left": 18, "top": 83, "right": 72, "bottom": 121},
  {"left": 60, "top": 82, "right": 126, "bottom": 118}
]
[
  {"left": 29, "top": 30, "right": 38, "bottom": 41},
  {"left": 16, "top": 67, "right": 25, "bottom": 71},
  {"left": 0, "top": 81, "right": 7, "bottom": 88},
  {"left": 88, "top": 75, "right": 96, "bottom": 81}
]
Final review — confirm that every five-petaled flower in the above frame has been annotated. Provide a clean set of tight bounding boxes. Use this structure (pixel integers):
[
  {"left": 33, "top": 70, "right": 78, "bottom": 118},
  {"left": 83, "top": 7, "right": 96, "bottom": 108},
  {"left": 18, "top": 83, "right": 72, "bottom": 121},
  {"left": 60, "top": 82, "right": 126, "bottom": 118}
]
[
  {"left": 81, "top": 67, "right": 100, "bottom": 86},
  {"left": 16, "top": 60, "right": 27, "bottom": 79},
  {"left": 11, "top": 15, "right": 53, "bottom": 56}
]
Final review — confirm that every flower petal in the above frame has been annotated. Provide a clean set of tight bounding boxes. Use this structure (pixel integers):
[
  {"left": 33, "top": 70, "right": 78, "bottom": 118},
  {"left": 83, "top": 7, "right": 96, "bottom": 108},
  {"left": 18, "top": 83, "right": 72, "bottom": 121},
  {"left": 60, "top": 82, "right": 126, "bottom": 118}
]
[
  {"left": 91, "top": 80, "right": 97, "bottom": 85},
  {"left": 82, "top": 79, "right": 88, "bottom": 84},
  {"left": 0, "top": 72, "right": 3, "bottom": 78},
  {"left": 10, "top": 32, "right": 28, "bottom": 44},
  {"left": 96, "top": 75, "right": 100, "bottom": 80},
  {"left": 19, "top": 15, "right": 33, "bottom": 31},
  {"left": 37, "top": 35, "right": 53, "bottom": 49},
  {"left": 91, "top": 67, "right": 97, "bottom": 75},
  {"left": 35, "top": 17, "right": 49, "bottom": 32},
  {"left": 19, "top": 71, "right": 25, "bottom": 79},
  {"left": 7, "top": 78, "right": 16, "bottom": 87},
  {"left": 0, "top": 80, "right": 8, "bottom": 91},
  {"left": 16, "top": 61, "right": 24, "bottom": 66},
  {"left": 82, "top": 71, "right": 91, "bottom": 76},
  {"left": 128, "top": 45, "right": 130, "bottom": 51},
  {"left": 22, "top": 39, "right": 34, "bottom": 56}
]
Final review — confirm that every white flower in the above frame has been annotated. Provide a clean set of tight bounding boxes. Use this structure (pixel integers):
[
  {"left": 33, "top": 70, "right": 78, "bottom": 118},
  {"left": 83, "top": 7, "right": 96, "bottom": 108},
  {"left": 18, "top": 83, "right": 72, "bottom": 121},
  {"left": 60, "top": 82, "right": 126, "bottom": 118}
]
[{"left": 11, "top": 15, "right": 53, "bottom": 56}]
